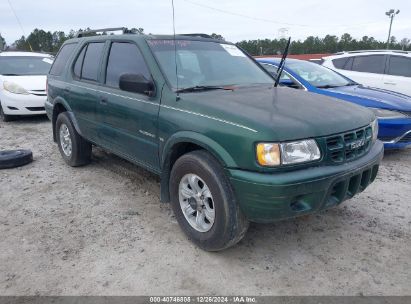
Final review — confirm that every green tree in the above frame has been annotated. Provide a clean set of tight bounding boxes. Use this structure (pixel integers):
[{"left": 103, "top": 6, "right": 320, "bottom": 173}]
[
  {"left": 323, "top": 35, "right": 339, "bottom": 53},
  {"left": 0, "top": 33, "right": 6, "bottom": 51},
  {"left": 210, "top": 33, "right": 224, "bottom": 40},
  {"left": 400, "top": 38, "right": 410, "bottom": 50},
  {"left": 14, "top": 35, "right": 31, "bottom": 51}
]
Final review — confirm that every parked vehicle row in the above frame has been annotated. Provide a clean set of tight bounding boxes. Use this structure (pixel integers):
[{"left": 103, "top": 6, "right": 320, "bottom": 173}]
[
  {"left": 322, "top": 50, "right": 411, "bottom": 96},
  {"left": 258, "top": 58, "right": 411, "bottom": 149},
  {"left": 44, "top": 30, "right": 383, "bottom": 250}
]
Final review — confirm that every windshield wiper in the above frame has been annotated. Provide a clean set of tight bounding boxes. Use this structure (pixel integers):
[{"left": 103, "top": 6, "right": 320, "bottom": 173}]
[
  {"left": 317, "top": 83, "right": 357, "bottom": 89},
  {"left": 1, "top": 73, "right": 20, "bottom": 76},
  {"left": 316, "top": 84, "right": 340, "bottom": 89},
  {"left": 175, "top": 85, "right": 234, "bottom": 93}
]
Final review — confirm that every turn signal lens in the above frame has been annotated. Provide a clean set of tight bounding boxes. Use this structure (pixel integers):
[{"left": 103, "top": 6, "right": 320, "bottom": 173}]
[
  {"left": 256, "top": 143, "right": 281, "bottom": 166},
  {"left": 371, "top": 119, "right": 379, "bottom": 143}
]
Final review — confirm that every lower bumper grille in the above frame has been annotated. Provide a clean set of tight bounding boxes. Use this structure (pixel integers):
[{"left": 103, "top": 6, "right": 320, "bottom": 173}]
[
  {"left": 399, "top": 132, "right": 411, "bottom": 143},
  {"left": 26, "top": 107, "right": 45, "bottom": 111},
  {"left": 324, "top": 165, "right": 379, "bottom": 207}
]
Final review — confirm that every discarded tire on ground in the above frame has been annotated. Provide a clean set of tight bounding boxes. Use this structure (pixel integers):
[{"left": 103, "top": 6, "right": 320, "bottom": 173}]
[{"left": 0, "top": 149, "right": 33, "bottom": 169}]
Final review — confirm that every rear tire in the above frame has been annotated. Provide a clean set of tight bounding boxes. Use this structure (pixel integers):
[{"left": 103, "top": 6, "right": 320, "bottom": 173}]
[
  {"left": 56, "top": 112, "right": 91, "bottom": 166},
  {"left": 170, "top": 150, "right": 249, "bottom": 251}
]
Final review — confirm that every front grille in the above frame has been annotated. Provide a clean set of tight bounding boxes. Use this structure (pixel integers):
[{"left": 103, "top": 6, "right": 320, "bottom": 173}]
[
  {"left": 28, "top": 90, "right": 47, "bottom": 96},
  {"left": 26, "top": 107, "right": 45, "bottom": 111},
  {"left": 400, "top": 111, "right": 411, "bottom": 118},
  {"left": 325, "top": 126, "right": 372, "bottom": 163}
]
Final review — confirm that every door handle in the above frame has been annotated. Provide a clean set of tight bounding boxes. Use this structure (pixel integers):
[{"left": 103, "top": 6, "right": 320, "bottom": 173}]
[
  {"left": 100, "top": 96, "right": 108, "bottom": 104},
  {"left": 384, "top": 82, "right": 396, "bottom": 85},
  {"left": 64, "top": 87, "right": 71, "bottom": 93}
]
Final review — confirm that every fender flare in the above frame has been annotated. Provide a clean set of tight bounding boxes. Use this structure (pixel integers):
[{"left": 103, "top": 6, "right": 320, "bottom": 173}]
[
  {"left": 159, "top": 131, "right": 237, "bottom": 203},
  {"left": 52, "top": 98, "right": 82, "bottom": 142}
]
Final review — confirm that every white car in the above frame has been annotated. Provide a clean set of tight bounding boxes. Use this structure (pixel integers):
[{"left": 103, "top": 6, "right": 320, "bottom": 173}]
[
  {"left": 322, "top": 50, "right": 411, "bottom": 96},
  {"left": 0, "top": 51, "right": 53, "bottom": 121}
]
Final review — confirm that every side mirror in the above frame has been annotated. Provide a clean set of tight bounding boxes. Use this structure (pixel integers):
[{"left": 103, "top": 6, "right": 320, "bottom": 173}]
[{"left": 119, "top": 73, "right": 155, "bottom": 96}]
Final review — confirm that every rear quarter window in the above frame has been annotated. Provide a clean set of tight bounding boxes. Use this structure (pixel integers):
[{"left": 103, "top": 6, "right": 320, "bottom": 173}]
[
  {"left": 49, "top": 43, "right": 77, "bottom": 76},
  {"left": 332, "top": 57, "right": 353, "bottom": 70},
  {"left": 332, "top": 57, "right": 349, "bottom": 69},
  {"left": 73, "top": 46, "right": 87, "bottom": 78}
]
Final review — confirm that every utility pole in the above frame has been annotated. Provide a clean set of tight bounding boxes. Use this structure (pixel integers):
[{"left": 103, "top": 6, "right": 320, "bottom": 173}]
[{"left": 385, "top": 9, "right": 400, "bottom": 49}]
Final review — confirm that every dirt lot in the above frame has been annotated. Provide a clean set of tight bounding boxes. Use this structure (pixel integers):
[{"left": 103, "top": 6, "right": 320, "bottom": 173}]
[{"left": 0, "top": 116, "right": 410, "bottom": 296}]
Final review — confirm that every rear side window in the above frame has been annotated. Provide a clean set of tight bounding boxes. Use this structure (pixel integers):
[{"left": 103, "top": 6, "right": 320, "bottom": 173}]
[
  {"left": 49, "top": 43, "right": 77, "bottom": 76},
  {"left": 81, "top": 42, "right": 105, "bottom": 82},
  {"left": 105, "top": 42, "right": 151, "bottom": 88},
  {"left": 351, "top": 55, "right": 385, "bottom": 74},
  {"left": 332, "top": 57, "right": 349, "bottom": 69},
  {"left": 387, "top": 56, "right": 411, "bottom": 77}
]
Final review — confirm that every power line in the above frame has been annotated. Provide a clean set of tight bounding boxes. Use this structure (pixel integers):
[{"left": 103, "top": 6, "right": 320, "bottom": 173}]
[
  {"left": 6, "top": 0, "right": 33, "bottom": 51},
  {"left": 182, "top": 0, "right": 383, "bottom": 29}
]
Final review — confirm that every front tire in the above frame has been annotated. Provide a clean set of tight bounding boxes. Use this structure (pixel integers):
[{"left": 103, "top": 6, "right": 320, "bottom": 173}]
[
  {"left": 56, "top": 112, "right": 91, "bottom": 166},
  {"left": 0, "top": 104, "right": 13, "bottom": 122},
  {"left": 170, "top": 150, "right": 249, "bottom": 251}
]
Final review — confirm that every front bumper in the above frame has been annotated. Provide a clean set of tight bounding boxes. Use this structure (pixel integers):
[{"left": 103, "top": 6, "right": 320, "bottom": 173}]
[
  {"left": 0, "top": 90, "right": 46, "bottom": 115},
  {"left": 378, "top": 118, "right": 411, "bottom": 149},
  {"left": 228, "top": 140, "right": 384, "bottom": 223},
  {"left": 45, "top": 100, "right": 53, "bottom": 120}
]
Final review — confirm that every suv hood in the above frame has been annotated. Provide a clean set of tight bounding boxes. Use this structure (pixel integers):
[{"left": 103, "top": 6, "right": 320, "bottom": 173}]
[
  {"left": 179, "top": 85, "right": 375, "bottom": 141},
  {"left": 0, "top": 75, "right": 47, "bottom": 91},
  {"left": 323, "top": 84, "right": 411, "bottom": 112}
]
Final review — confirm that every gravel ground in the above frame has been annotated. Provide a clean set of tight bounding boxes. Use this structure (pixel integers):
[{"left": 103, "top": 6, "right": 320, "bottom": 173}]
[{"left": 0, "top": 116, "right": 410, "bottom": 296}]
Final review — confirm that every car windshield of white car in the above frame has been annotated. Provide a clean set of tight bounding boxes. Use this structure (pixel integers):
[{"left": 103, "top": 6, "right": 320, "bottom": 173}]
[{"left": 0, "top": 56, "right": 53, "bottom": 76}]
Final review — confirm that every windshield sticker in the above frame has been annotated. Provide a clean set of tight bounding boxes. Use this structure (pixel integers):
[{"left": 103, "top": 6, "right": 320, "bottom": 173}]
[
  {"left": 42, "top": 58, "right": 53, "bottom": 64},
  {"left": 220, "top": 44, "right": 246, "bottom": 57}
]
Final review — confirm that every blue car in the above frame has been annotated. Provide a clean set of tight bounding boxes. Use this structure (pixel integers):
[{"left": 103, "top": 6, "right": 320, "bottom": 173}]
[{"left": 257, "top": 58, "right": 411, "bottom": 149}]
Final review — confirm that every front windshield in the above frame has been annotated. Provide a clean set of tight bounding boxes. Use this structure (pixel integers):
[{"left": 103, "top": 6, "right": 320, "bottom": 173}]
[
  {"left": 147, "top": 39, "right": 273, "bottom": 89},
  {"left": 0, "top": 56, "right": 53, "bottom": 76},
  {"left": 286, "top": 60, "right": 354, "bottom": 88}
]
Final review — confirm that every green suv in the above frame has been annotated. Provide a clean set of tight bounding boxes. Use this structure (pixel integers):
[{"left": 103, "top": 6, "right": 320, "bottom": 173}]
[{"left": 46, "top": 29, "right": 384, "bottom": 251}]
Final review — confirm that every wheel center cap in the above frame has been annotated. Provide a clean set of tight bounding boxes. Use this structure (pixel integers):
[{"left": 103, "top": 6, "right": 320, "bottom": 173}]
[{"left": 188, "top": 197, "right": 198, "bottom": 210}]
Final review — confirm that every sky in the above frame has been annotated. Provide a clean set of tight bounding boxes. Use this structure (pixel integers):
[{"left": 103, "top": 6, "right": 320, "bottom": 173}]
[{"left": 1, "top": 0, "right": 410, "bottom": 45}]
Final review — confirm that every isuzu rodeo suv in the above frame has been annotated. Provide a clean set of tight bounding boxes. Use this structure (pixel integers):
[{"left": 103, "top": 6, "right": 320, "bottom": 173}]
[{"left": 46, "top": 28, "right": 384, "bottom": 251}]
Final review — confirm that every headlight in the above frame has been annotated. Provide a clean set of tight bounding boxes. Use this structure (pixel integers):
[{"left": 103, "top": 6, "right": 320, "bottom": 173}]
[
  {"left": 369, "top": 108, "right": 407, "bottom": 119},
  {"left": 371, "top": 119, "right": 378, "bottom": 143},
  {"left": 256, "top": 139, "right": 321, "bottom": 166},
  {"left": 3, "top": 81, "right": 29, "bottom": 95}
]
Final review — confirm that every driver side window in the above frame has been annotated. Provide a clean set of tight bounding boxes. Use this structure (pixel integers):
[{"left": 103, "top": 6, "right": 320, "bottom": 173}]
[{"left": 105, "top": 42, "right": 151, "bottom": 89}]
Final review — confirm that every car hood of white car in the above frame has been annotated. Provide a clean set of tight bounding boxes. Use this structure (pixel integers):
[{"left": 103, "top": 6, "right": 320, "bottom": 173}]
[{"left": 1, "top": 75, "right": 47, "bottom": 91}]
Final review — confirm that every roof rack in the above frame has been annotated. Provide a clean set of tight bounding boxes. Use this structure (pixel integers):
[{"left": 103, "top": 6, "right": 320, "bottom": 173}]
[
  {"left": 180, "top": 33, "right": 213, "bottom": 39},
  {"left": 75, "top": 27, "right": 138, "bottom": 38},
  {"left": 335, "top": 49, "right": 409, "bottom": 55}
]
